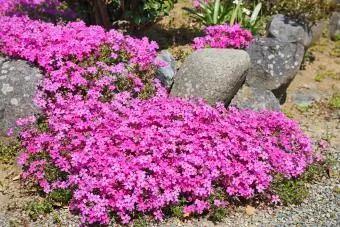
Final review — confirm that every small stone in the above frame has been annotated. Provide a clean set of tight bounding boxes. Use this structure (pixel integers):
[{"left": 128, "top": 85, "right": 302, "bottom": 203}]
[
  {"left": 155, "top": 50, "right": 177, "bottom": 89},
  {"left": 10, "top": 98, "right": 19, "bottom": 106},
  {"left": 245, "top": 205, "right": 256, "bottom": 216},
  {"left": 1, "top": 84, "right": 14, "bottom": 95},
  {"left": 230, "top": 85, "right": 280, "bottom": 111},
  {"left": 330, "top": 12, "right": 340, "bottom": 41}
]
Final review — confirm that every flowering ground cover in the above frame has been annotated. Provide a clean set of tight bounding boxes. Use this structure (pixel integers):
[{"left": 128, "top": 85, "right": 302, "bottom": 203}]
[
  {"left": 193, "top": 24, "right": 253, "bottom": 49},
  {"left": 0, "top": 0, "right": 74, "bottom": 21},
  {"left": 0, "top": 1, "right": 319, "bottom": 225}
]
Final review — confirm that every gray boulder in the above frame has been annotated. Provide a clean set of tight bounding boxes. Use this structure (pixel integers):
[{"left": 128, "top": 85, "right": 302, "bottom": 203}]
[
  {"left": 0, "top": 56, "right": 42, "bottom": 135},
  {"left": 155, "top": 50, "right": 177, "bottom": 89},
  {"left": 171, "top": 48, "right": 250, "bottom": 106},
  {"left": 268, "top": 14, "right": 312, "bottom": 48},
  {"left": 330, "top": 12, "right": 340, "bottom": 41},
  {"left": 245, "top": 37, "right": 305, "bottom": 103},
  {"left": 230, "top": 85, "right": 280, "bottom": 111},
  {"left": 310, "top": 21, "right": 326, "bottom": 45}
]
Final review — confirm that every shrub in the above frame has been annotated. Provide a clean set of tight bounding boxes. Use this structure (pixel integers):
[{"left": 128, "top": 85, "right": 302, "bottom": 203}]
[
  {"left": 26, "top": 200, "right": 54, "bottom": 221},
  {"left": 192, "top": 24, "right": 253, "bottom": 49},
  {"left": 0, "top": 138, "right": 22, "bottom": 164},
  {"left": 0, "top": 0, "right": 75, "bottom": 21},
  {"left": 1, "top": 5, "right": 316, "bottom": 227},
  {"left": 262, "top": 0, "right": 330, "bottom": 25},
  {"left": 185, "top": 0, "right": 263, "bottom": 34},
  {"left": 69, "top": 0, "right": 175, "bottom": 29}
]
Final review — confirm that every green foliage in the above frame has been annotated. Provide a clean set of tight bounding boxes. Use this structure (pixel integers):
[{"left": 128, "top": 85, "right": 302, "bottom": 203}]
[
  {"left": 282, "top": 107, "right": 294, "bottom": 118},
  {"left": 207, "top": 187, "right": 228, "bottom": 222},
  {"left": 329, "top": 92, "right": 340, "bottom": 109},
  {"left": 133, "top": 216, "right": 149, "bottom": 227},
  {"left": 296, "top": 104, "right": 311, "bottom": 112},
  {"left": 314, "top": 70, "right": 340, "bottom": 82},
  {"left": 334, "top": 34, "right": 340, "bottom": 42},
  {"left": 184, "top": 0, "right": 263, "bottom": 34},
  {"left": 68, "top": 0, "right": 175, "bottom": 29},
  {"left": 124, "top": 0, "right": 175, "bottom": 26},
  {"left": 263, "top": 0, "right": 330, "bottom": 25},
  {"left": 300, "top": 51, "right": 315, "bottom": 70},
  {"left": 208, "top": 206, "right": 228, "bottom": 222},
  {"left": 170, "top": 205, "right": 185, "bottom": 219},
  {"left": 0, "top": 138, "right": 21, "bottom": 165},
  {"left": 26, "top": 200, "right": 54, "bottom": 221},
  {"left": 184, "top": 0, "right": 232, "bottom": 26},
  {"left": 271, "top": 175, "right": 308, "bottom": 205},
  {"left": 330, "top": 40, "right": 340, "bottom": 57},
  {"left": 164, "top": 197, "right": 188, "bottom": 219},
  {"left": 271, "top": 163, "right": 328, "bottom": 205},
  {"left": 47, "top": 189, "right": 72, "bottom": 207}
]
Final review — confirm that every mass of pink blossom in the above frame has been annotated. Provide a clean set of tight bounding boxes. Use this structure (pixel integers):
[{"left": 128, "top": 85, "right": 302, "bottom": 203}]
[
  {"left": 0, "top": 0, "right": 74, "bottom": 20},
  {"left": 0, "top": 4, "right": 315, "bottom": 225},
  {"left": 193, "top": 24, "right": 253, "bottom": 49}
]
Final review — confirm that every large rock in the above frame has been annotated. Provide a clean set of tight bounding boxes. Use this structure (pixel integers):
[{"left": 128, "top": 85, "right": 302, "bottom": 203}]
[
  {"left": 245, "top": 37, "right": 305, "bottom": 103},
  {"left": 330, "top": 12, "right": 340, "bottom": 41},
  {"left": 268, "top": 14, "right": 312, "bottom": 48},
  {"left": 170, "top": 49, "right": 250, "bottom": 105},
  {"left": 310, "top": 21, "right": 326, "bottom": 45},
  {"left": 0, "top": 56, "right": 42, "bottom": 135},
  {"left": 155, "top": 50, "right": 177, "bottom": 89},
  {"left": 230, "top": 85, "right": 280, "bottom": 111}
]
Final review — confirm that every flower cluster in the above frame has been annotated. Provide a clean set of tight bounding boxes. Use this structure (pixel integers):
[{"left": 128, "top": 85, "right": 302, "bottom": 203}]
[
  {"left": 1, "top": 8, "right": 314, "bottom": 227},
  {"left": 0, "top": 0, "right": 75, "bottom": 21},
  {"left": 193, "top": 24, "right": 253, "bottom": 49}
]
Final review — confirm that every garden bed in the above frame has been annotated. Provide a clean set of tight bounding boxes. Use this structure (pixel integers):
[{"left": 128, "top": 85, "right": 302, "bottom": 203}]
[{"left": 0, "top": 0, "right": 339, "bottom": 226}]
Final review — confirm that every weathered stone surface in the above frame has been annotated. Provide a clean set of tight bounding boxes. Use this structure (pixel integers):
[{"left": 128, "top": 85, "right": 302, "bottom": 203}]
[
  {"left": 330, "top": 12, "right": 340, "bottom": 41},
  {"left": 155, "top": 50, "right": 177, "bottom": 89},
  {"left": 230, "top": 85, "right": 280, "bottom": 111},
  {"left": 310, "top": 21, "right": 326, "bottom": 45},
  {"left": 291, "top": 90, "right": 321, "bottom": 106},
  {"left": 245, "top": 37, "right": 305, "bottom": 103},
  {"left": 0, "top": 56, "right": 41, "bottom": 135},
  {"left": 268, "top": 14, "right": 312, "bottom": 48},
  {"left": 170, "top": 48, "right": 250, "bottom": 105}
]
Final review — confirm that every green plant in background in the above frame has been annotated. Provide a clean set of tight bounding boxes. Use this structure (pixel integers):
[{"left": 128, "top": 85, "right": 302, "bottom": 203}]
[
  {"left": 314, "top": 70, "right": 340, "bottom": 82},
  {"left": 0, "top": 138, "right": 21, "bottom": 165},
  {"left": 329, "top": 92, "right": 340, "bottom": 109},
  {"left": 123, "top": 0, "right": 175, "bottom": 26},
  {"left": 261, "top": 0, "right": 331, "bottom": 26},
  {"left": 330, "top": 40, "right": 340, "bottom": 57},
  {"left": 184, "top": 0, "right": 263, "bottom": 34},
  {"left": 300, "top": 51, "right": 315, "bottom": 70},
  {"left": 229, "top": 0, "right": 262, "bottom": 34},
  {"left": 26, "top": 200, "right": 54, "bottom": 221},
  {"left": 296, "top": 103, "right": 311, "bottom": 113},
  {"left": 183, "top": 0, "right": 231, "bottom": 25},
  {"left": 271, "top": 162, "right": 329, "bottom": 205},
  {"left": 68, "top": 0, "right": 176, "bottom": 29}
]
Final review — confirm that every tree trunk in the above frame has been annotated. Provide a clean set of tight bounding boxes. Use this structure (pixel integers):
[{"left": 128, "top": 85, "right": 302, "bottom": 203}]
[{"left": 88, "top": 0, "right": 111, "bottom": 29}]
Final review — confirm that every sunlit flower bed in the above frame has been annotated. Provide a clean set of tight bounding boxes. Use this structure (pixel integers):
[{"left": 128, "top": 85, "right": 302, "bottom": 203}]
[{"left": 0, "top": 3, "right": 316, "bottom": 225}]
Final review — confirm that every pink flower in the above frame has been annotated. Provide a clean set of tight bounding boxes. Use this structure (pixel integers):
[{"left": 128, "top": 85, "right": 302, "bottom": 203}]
[
  {"left": 6, "top": 128, "right": 14, "bottom": 136},
  {"left": 271, "top": 195, "right": 281, "bottom": 205}
]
